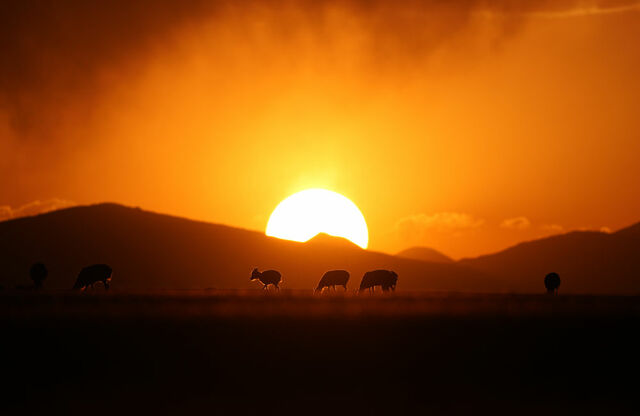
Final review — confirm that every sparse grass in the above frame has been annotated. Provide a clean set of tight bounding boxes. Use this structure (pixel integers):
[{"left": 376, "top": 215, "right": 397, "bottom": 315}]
[{"left": 3, "top": 290, "right": 638, "bottom": 318}]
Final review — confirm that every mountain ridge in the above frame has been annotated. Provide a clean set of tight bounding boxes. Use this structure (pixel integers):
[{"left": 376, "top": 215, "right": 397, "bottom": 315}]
[
  {"left": 396, "top": 246, "right": 453, "bottom": 263},
  {"left": 459, "top": 226, "right": 640, "bottom": 294},
  {"left": 0, "top": 203, "right": 499, "bottom": 292},
  {"left": 1, "top": 203, "right": 638, "bottom": 293}
]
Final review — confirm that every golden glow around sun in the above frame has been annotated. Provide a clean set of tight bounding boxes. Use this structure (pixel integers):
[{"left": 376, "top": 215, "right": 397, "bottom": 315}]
[{"left": 266, "top": 189, "right": 369, "bottom": 249}]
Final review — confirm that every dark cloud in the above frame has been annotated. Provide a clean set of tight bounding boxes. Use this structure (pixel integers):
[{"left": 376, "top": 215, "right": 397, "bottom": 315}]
[
  {"left": 0, "top": 0, "right": 220, "bottom": 137},
  {"left": 3, "top": 0, "right": 630, "bottom": 140}
]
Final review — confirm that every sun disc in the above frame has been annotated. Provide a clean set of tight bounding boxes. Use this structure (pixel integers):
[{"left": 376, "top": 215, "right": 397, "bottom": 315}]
[{"left": 266, "top": 189, "right": 368, "bottom": 248}]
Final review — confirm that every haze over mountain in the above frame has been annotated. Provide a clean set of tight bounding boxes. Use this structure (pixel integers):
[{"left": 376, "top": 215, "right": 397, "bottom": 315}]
[
  {"left": 0, "top": 204, "right": 497, "bottom": 292},
  {"left": 0, "top": 204, "right": 638, "bottom": 294},
  {"left": 396, "top": 247, "right": 453, "bottom": 264}
]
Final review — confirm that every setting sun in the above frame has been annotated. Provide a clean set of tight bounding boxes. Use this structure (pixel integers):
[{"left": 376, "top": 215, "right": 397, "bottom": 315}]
[{"left": 266, "top": 189, "right": 369, "bottom": 248}]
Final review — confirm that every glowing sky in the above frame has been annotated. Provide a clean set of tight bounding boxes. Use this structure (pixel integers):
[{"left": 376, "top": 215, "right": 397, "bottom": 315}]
[{"left": 1, "top": 0, "right": 639, "bottom": 258}]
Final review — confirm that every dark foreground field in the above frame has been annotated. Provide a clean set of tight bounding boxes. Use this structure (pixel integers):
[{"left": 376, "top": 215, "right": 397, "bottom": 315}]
[{"left": 2, "top": 291, "right": 639, "bottom": 415}]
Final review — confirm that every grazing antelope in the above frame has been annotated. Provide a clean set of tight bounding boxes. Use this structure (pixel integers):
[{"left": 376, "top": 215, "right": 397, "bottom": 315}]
[
  {"left": 29, "top": 262, "right": 48, "bottom": 289},
  {"left": 544, "top": 272, "right": 561, "bottom": 294},
  {"left": 73, "top": 264, "right": 112, "bottom": 291},
  {"left": 359, "top": 270, "right": 398, "bottom": 293},
  {"left": 315, "top": 270, "right": 350, "bottom": 292},
  {"left": 251, "top": 268, "right": 282, "bottom": 290}
]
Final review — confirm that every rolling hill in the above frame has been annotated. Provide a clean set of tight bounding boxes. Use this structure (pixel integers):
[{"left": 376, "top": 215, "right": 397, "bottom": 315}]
[
  {"left": 396, "top": 247, "right": 453, "bottom": 263},
  {"left": 1, "top": 203, "right": 638, "bottom": 293},
  {"left": 0, "top": 203, "right": 499, "bottom": 292},
  {"left": 459, "top": 224, "right": 640, "bottom": 294}
]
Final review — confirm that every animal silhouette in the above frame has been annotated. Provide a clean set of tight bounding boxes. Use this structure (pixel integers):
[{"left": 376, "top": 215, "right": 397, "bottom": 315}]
[
  {"left": 359, "top": 270, "right": 398, "bottom": 293},
  {"left": 251, "top": 268, "right": 281, "bottom": 290},
  {"left": 315, "top": 270, "right": 350, "bottom": 292},
  {"left": 29, "top": 262, "right": 47, "bottom": 288},
  {"left": 544, "top": 272, "right": 560, "bottom": 294},
  {"left": 73, "top": 264, "right": 112, "bottom": 290}
]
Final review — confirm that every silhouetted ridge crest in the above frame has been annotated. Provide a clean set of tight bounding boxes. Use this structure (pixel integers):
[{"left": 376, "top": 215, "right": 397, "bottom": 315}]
[
  {"left": 2, "top": 202, "right": 637, "bottom": 293},
  {"left": 614, "top": 221, "right": 640, "bottom": 237},
  {"left": 459, "top": 223, "right": 640, "bottom": 294},
  {"left": 305, "top": 233, "right": 363, "bottom": 249},
  {"left": 396, "top": 246, "right": 452, "bottom": 263},
  {"left": 0, "top": 203, "right": 498, "bottom": 292}
]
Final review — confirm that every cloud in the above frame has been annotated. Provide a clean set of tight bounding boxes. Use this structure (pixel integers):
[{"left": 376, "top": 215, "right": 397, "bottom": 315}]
[
  {"left": 396, "top": 212, "right": 484, "bottom": 240},
  {"left": 0, "top": 199, "right": 75, "bottom": 222},
  {"left": 500, "top": 216, "right": 531, "bottom": 230},
  {"left": 541, "top": 223, "right": 564, "bottom": 232},
  {"left": 576, "top": 225, "right": 612, "bottom": 233}
]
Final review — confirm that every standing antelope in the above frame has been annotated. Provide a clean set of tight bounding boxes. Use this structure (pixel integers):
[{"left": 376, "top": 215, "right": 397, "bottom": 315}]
[{"left": 251, "top": 268, "right": 282, "bottom": 290}]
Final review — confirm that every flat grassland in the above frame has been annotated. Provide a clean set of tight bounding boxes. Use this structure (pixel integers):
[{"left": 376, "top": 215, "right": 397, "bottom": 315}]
[{"left": 2, "top": 291, "right": 639, "bottom": 414}]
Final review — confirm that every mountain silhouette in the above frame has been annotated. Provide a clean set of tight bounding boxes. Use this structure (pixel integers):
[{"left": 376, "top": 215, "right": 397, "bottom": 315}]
[
  {"left": 0, "top": 203, "right": 498, "bottom": 292},
  {"left": 613, "top": 221, "right": 640, "bottom": 237},
  {"left": 305, "top": 232, "right": 364, "bottom": 249},
  {"left": 459, "top": 224, "right": 640, "bottom": 294},
  {"left": 396, "top": 246, "right": 453, "bottom": 264},
  {"left": 2, "top": 203, "right": 637, "bottom": 293}
]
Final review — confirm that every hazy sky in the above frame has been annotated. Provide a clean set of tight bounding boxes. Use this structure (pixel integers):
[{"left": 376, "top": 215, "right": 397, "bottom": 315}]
[{"left": 1, "top": 0, "right": 639, "bottom": 258}]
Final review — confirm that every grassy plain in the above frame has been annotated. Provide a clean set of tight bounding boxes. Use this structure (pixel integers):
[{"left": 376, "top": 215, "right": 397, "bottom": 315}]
[{"left": 2, "top": 291, "right": 639, "bottom": 414}]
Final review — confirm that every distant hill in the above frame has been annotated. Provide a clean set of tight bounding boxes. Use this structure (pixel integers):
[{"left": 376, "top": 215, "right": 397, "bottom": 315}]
[
  {"left": 459, "top": 223, "right": 640, "bottom": 294},
  {"left": 306, "top": 232, "right": 363, "bottom": 249},
  {"left": 0, "top": 203, "right": 499, "bottom": 292},
  {"left": 396, "top": 247, "right": 453, "bottom": 264},
  {"left": 2, "top": 204, "right": 637, "bottom": 294},
  {"left": 614, "top": 221, "right": 640, "bottom": 238}
]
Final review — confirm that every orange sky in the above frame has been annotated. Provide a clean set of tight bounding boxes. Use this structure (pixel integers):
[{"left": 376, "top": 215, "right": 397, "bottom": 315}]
[{"left": 1, "top": 1, "right": 639, "bottom": 258}]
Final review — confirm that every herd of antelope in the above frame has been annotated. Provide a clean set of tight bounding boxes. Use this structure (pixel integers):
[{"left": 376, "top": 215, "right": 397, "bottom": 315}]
[
  {"left": 26, "top": 262, "right": 396, "bottom": 293},
  {"left": 251, "top": 268, "right": 398, "bottom": 293},
  {"left": 29, "top": 263, "right": 560, "bottom": 294}
]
